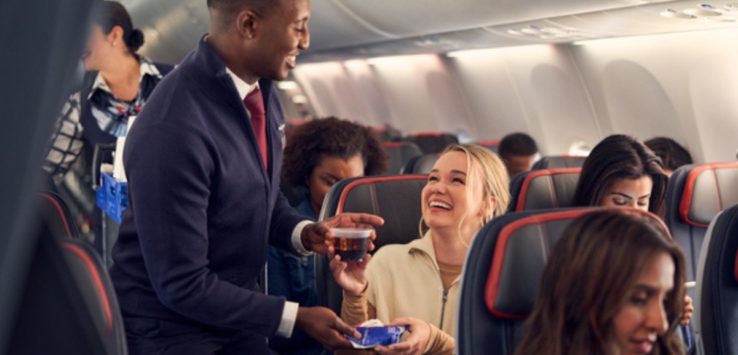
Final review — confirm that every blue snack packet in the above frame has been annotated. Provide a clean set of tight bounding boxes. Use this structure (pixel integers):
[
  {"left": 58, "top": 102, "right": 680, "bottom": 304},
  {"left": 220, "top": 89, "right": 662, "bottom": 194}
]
[{"left": 347, "top": 325, "right": 407, "bottom": 349}]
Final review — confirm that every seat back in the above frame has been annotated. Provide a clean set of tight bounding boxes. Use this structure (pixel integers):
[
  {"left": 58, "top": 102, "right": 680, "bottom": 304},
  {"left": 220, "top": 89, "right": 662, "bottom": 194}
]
[
  {"left": 59, "top": 238, "right": 127, "bottom": 355},
  {"left": 665, "top": 162, "right": 738, "bottom": 281},
  {"left": 457, "top": 207, "right": 662, "bottom": 355},
  {"left": 477, "top": 140, "right": 500, "bottom": 153},
  {"left": 316, "top": 175, "right": 427, "bottom": 313},
  {"left": 508, "top": 168, "right": 580, "bottom": 212},
  {"left": 531, "top": 155, "right": 587, "bottom": 170},
  {"left": 695, "top": 205, "right": 738, "bottom": 355},
  {"left": 401, "top": 153, "right": 439, "bottom": 174},
  {"left": 38, "top": 191, "right": 79, "bottom": 239},
  {"left": 382, "top": 141, "right": 423, "bottom": 174},
  {"left": 405, "top": 132, "right": 458, "bottom": 154}
]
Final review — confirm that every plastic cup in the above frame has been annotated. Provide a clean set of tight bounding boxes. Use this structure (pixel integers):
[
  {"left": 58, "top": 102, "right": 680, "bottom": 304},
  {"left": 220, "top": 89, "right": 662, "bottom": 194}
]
[{"left": 331, "top": 228, "right": 372, "bottom": 261}]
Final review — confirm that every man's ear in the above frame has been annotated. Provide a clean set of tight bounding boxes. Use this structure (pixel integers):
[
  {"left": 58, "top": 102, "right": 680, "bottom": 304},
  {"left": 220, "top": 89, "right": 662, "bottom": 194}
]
[{"left": 234, "top": 10, "right": 258, "bottom": 39}]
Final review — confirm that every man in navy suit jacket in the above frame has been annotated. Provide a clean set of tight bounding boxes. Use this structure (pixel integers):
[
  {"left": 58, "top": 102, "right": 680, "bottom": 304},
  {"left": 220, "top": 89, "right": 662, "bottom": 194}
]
[{"left": 109, "top": 0, "right": 383, "bottom": 353}]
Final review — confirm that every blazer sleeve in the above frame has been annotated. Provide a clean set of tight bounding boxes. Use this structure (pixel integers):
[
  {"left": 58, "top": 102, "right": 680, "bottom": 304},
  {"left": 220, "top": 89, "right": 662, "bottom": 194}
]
[{"left": 124, "top": 121, "right": 285, "bottom": 336}]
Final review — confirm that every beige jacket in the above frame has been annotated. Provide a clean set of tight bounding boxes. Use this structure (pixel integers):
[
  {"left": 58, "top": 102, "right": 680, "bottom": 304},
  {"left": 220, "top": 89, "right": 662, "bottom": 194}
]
[{"left": 342, "top": 233, "right": 460, "bottom": 336}]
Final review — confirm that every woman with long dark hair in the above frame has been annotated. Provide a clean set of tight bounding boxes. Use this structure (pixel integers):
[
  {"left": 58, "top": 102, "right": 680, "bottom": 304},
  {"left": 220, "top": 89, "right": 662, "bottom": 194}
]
[
  {"left": 515, "top": 209, "right": 687, "bottom": 355},
  {"left": 572, "top": 134, "right": 668, "bottom": 215}
]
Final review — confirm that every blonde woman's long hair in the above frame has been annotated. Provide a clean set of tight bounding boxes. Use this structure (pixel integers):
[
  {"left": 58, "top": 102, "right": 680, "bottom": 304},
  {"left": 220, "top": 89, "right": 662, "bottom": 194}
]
[{"left": 419, "top": 144, "right": 510, "bottom": 247}]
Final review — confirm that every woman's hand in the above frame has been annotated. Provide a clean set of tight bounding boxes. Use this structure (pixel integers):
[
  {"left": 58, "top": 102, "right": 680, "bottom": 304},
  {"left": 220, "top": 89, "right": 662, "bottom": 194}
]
[
  {"left": 680, "top": 295, "right": 694, "bottom": 326},
  {"left": 329, "top": 253, "right": 372, "bottom": 296},
  {"left": 374, "top": 317, "right": 432, "bottom": 355}
]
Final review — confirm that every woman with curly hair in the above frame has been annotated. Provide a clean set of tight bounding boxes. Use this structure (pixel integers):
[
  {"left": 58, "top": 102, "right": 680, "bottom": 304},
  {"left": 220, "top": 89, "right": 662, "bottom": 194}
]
[{"left": 268, "top": 117, "right": 387, "bottom": 354}]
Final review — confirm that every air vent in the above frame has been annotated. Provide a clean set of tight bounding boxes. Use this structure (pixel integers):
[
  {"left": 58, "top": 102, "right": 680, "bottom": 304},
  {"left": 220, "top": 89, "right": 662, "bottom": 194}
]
[{"left": 660, "top": 3, "right": 737, "bottom": 21}]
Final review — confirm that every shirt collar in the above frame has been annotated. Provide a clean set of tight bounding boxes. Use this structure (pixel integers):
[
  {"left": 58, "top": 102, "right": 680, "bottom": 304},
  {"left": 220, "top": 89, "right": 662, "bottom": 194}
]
[
  {"left": 225, "top": 67, "right": 259, "bottom": 100},
  {"left": 88, "top": 55, "right": 163, "bottom": 99}
]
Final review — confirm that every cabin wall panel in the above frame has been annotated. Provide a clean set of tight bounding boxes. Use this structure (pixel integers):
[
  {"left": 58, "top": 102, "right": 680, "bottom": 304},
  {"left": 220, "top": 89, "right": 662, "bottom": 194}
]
[
  {"left": 451, "top": 45, "right": 601, "bottom": 155},
  {"left": 571, "top": 28, "right": 738, "bottom": 163}
]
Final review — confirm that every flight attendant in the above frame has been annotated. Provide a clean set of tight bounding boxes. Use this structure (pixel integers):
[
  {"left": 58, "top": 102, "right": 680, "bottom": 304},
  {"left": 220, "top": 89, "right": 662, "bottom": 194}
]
[{"left": 109, "top": 0, "right": 383, "bottom": 353}]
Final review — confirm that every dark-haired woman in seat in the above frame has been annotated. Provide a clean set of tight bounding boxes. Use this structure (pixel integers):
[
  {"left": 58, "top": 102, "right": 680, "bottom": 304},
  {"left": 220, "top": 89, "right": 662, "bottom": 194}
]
[
  {"left": 43, "top": 1, "right": 173, "bottom": 255},
  {"left": 572, "top": 134, "right": 668, "bottom": 215},
  {"left": 514, "top": 209, "right": 688, "bottom": 355},
  {"left": 572, "top": 134, "right": 695, "bottom": 353},
  {"left": 269, "top": 117, "right": 387, "bottom": 354}
]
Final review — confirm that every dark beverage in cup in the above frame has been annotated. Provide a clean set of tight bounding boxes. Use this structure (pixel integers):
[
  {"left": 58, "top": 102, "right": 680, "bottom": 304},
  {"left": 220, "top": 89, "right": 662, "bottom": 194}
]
[{"left": 331, "top": 228, "right": 371, "bottom": 261}]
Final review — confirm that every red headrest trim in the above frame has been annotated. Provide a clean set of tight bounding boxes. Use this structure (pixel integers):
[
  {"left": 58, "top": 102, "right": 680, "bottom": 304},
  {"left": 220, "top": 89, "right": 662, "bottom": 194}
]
[
  {"left": 382, "top": 142, "right": 403, "bottom": 149},
  {"left": 515, "top": 168, "right": 581, "bottom": 211},
  {"left": 484, "top": 208, "right": 667, "bottom": 319},
  {"left": 336, "top": 175, "right": 428, "bottom": 214},
  {"left": 40, "top": 193, "right": 73, "bottom": 238},
  {"left": 478, "top": 140, "right": 500, "bottom": 147},
  {"left": 411, "top": 131, "right": 446, "bottom": 137},
  {"left": 62, "top": 243, "right": 113, "bottom": 332},
  {"left": 679, "top": 162, "right": 738, "bottom": 228}
]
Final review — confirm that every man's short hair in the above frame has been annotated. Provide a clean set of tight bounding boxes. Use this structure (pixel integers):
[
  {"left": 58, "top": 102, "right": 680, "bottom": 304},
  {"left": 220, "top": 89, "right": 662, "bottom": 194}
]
[
  {"left": 207, "top": 0, "right": 281, "bottom": 29},
  {"left": 499, "top": 132, "right": 538, "bottom": 158}
]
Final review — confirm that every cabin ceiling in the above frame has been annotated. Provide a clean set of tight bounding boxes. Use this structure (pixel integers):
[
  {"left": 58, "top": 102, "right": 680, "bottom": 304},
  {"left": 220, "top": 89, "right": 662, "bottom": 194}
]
[{"left": 121, "top": 0, "right": 738, "bottom": 64}]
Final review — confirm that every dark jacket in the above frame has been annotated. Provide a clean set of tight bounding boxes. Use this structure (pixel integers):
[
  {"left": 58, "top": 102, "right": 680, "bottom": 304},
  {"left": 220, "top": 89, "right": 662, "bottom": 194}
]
[{"left": 110, "top": 38, "right": 305, "bottom": 337}]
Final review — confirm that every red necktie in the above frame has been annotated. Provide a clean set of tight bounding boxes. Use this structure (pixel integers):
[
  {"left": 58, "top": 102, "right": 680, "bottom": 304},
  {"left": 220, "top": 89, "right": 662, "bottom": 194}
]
[{"left": 243, "top": 87, "right": 268, "bottom": 170}]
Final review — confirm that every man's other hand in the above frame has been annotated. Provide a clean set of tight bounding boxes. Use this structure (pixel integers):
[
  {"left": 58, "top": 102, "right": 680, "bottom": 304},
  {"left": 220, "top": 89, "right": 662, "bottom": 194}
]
[{"left": 296, "top": 306, "right": 360, "bottom": 350}]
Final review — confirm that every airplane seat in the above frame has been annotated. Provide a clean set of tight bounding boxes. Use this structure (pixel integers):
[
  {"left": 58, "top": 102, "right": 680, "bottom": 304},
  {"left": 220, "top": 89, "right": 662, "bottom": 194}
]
[
  {"left": 58, "top": 238, "right": 127, "bottom": 355},
  {"left": 38, "top": 191, "right": 79, "bottom": 239},
  {"left": 694, "top": 205, "right": 738, "bottom": 355},
  {"left": 477, "top": 140, "right": 500, "bottom": 153},
  {"left": 404, "top": 132, "right": 458, "bottom": 154},
  {"left": 401, "top": 153, "right": 439, "bottom": 174},
  {"left": 664, "top": 162, "right": 738, "bottom": 282},
  {"left": 531, "top": 155, "right": 587, "bottom": 170},
  {"left": 316, "top": 174, "right": 427, "bottom": 313},
  {"left": 382, "top": 141, "right": 423, "bottom": 174},
  {"left": 507, "top": 168, "right": 581, "bottom": 212},
  {"left": 458, "top": 207, "right": 622, "bottom": 355}
]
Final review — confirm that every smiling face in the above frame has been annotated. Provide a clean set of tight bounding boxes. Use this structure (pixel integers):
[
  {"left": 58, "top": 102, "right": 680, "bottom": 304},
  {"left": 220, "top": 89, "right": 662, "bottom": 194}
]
[
  {"left": 421, "top": 151, "right": 489, "bottom": 237},
  {"left": 307, "top": 154, "right": 364, "bottom": 215},
  {"left": 599, "top": 176, "right": 653, "bottom": 212},
  {"left": 250, "top": 0, "right": 310, "bottom": 81},
  {"left": 611, "top": 252, "right": 674, "bottom": 355}
]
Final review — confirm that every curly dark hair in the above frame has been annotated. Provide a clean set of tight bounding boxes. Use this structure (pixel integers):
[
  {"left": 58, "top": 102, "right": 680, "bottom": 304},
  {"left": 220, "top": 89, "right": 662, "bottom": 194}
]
[{"left": 282, "top": 117, "right": 388, "bottom": 188}]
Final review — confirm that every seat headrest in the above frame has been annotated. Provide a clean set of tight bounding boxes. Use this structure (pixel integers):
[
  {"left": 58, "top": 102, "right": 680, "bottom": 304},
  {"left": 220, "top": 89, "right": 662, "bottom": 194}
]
[
  {"left": 59, "top": 239, "right": 113, "bottom": 333},
  {"left": 405, "top": 133, "right": 458, "bottom": 154},
  {"left": 38, "top": 191, "right": 76, "bottom": 239},
  {"left": 323, "top": 175, "right": 427, "bottom": 248},
  {"left": 483, "top": 208, "right": 664, "bottom": 319},
  {"left": 401, "top": 154, "right": 439, "bottom": 175},
  {"left": 531, "top": 155, "right": 587, "bottom": 170},
  {"left": 510, "top": 168, "right": 581, "bottom": 212},
  {"left": 383, "top": 141, "right": 423, "bottom": 174},
  {"left": 678, "top": 162, "right": 738, "bottom": 228}
]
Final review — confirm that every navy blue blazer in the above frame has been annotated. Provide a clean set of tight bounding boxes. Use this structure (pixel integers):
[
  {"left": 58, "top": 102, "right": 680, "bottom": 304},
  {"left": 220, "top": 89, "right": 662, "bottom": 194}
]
[{"left": 110, "top": 38, "right": 306, "bottom": 337}]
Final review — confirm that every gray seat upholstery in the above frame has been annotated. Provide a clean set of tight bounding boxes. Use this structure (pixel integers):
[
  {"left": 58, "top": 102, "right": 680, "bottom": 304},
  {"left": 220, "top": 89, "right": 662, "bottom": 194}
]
[
  {"left": 508, "top": 168, "right": 580, "bottom": 212},
  {"left": 531, "top": 155, "right": 587, "bottom": 170},
  {"left": 316, "top": 175, "right": 427, "bottom": 313},
  {"left": 382, "top": 141, "right": 423, "bottom": 174},
  {"left": 457, "top": 207, "right": 662, "bottom": 355},
  {"left": 665, "top": 162, "right": 738, "bottom": 281},
  {"left": 695, "top": 205, "right": 738, "bottom": 355},
  {"left": 401, "top": 153, "right": 439, "bottom": 174},
  {"left": 405, "top": 132, "right": 458, "bottom": 154}
]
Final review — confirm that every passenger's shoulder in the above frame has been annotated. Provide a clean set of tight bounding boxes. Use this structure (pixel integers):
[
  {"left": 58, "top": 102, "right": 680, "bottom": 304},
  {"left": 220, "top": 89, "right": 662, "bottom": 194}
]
[{"left": 372, "top": 243, "right": 412, "bottom": 262}]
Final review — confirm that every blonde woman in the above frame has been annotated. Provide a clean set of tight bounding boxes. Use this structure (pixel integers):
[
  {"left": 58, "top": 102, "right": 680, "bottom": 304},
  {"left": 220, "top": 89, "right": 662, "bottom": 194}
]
[{"left": 330, "top": 144, "right": 510, "bottom": 354}]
